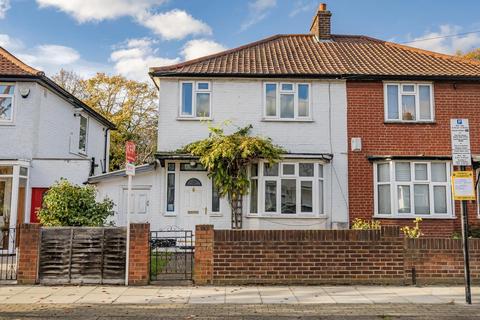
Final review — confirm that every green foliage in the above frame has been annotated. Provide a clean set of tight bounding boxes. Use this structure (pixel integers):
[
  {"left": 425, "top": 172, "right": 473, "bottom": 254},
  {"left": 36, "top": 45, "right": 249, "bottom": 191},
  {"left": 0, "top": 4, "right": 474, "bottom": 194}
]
[
  {"left": 182, "top": 123, "right": 284, "bottom": 211},
  {"left": 457, "top": 48, "right": 480, "bottom": 61},
  {"left": 351, "top": 218, "right": 381, "bottom": 230},
  {"left": 38, "top": 179, "right": 114, "bottom": 227},
  {"left": 401, "top": 217, "right": 423, "bottom": 239}
]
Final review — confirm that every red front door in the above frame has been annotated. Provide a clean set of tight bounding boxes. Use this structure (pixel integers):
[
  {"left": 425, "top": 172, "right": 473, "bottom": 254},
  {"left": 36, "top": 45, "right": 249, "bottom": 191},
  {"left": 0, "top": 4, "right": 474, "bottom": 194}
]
[{"left": 30, "top": 188, "right": 48, "bottom": 223}]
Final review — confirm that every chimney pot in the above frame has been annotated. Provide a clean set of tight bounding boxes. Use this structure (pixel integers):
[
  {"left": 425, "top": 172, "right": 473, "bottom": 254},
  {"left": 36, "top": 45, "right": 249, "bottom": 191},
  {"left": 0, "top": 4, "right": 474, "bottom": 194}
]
[{"left": 309, "top": 3, "right": 332, "bottom": 40}]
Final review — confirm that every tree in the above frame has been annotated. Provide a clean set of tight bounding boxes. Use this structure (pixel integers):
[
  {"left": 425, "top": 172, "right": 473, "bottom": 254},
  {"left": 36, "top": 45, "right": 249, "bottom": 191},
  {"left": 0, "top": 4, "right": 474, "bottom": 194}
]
[
  {"left": 457, "top": 48, "right": 480, "bottom": 61},
  {"left": 52, "top": 70, "right": 158, "bottom": 171},
  {"left": 38, "top": 179, "right": 114, "bottom": 227},
  {"left": 182, "top": 123, "right": 284, "bottom": 228}
]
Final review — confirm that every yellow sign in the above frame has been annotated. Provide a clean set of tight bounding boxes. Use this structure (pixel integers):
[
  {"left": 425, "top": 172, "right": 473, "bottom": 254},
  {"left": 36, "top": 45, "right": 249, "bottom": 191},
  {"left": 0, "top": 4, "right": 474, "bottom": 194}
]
[{"left": 452, "top": 171, "right": 476, "bottom": 201}]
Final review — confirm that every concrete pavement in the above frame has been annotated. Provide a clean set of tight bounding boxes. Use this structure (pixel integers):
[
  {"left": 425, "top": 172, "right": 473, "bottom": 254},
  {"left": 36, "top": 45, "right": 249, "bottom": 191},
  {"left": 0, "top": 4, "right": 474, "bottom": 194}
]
[{"left": 0, "top": 285, "right": 478, "bottom": 305}]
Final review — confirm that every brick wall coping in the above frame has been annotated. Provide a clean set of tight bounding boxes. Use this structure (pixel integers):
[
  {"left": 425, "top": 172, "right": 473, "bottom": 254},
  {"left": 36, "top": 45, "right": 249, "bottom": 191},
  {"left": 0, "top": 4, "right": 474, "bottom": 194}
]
[{"left": 213, "top": 226, "right": 400, "bottom": 242}]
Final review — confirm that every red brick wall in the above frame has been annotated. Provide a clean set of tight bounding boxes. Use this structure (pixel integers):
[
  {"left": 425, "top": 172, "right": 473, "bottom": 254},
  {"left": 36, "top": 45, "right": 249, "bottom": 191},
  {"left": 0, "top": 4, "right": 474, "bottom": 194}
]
[
  {"left": 17, "top": 223, "right": 41, "bottom": 284},
  {"left": 193, "top": 226, "right": 480, "bottom": 285},
  {"left": 206, "top": 227, "right": 405, "bottom": 285},
  {"left": 194, "top": 225, "right": 214, "bottom": 285},
  {"left": 405, "top": 238, "right": 480, "bottom": 284},
  {"left": 347, "top": 81, "right": 480, "bottom": 236},
  {"left": 128, "top": 223, "right": 150, "bottom": 285}
]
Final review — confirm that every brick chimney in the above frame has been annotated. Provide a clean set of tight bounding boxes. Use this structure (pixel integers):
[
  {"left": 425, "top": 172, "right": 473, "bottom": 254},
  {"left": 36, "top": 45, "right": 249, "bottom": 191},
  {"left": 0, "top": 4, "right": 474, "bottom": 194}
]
[{"left": 309, "top": 3, "right": 332, "bottom": 40}]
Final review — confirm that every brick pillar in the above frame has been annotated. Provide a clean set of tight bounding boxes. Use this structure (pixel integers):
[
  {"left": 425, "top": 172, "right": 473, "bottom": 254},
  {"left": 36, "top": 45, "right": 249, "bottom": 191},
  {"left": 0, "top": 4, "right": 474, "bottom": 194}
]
[
  {"left": 194, "top": 225, "right": 214, "bottom": 285},
  {"left": 128, "top": 223, "right": 150, "bottom": 285},
  {"left": 17, "top": 223, "right": 41, "bottom": 284}
]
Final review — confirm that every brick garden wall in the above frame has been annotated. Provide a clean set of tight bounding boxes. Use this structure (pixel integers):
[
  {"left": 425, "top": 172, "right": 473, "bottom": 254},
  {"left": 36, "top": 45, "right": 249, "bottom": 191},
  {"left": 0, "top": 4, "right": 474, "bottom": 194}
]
[
  {"left": 17, "top": 224, "right": 41, "bottom": 284},
  {"left": 404, "top": 238, "right": 480, "bottom": 284},
  {"left": 194, "top": 225, "right": 480, "bottom": 285},
  {"left": 347, "top": 81, "right": 480, "bottom": 236}
]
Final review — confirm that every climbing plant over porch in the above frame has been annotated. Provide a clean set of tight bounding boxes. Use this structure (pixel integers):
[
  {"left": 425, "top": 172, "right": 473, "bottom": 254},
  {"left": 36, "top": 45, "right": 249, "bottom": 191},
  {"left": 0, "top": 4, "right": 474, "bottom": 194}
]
[{"left": 182, "top": 123, "right": 284, "bottom": 229}]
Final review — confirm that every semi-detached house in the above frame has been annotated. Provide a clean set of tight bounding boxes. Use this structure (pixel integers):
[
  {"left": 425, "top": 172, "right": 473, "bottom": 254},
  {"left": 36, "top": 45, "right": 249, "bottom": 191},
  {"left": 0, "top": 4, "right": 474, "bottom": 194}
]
[
  {"left": 91, "top": 4, "right": 480, "bottom": 236},
  {"left": 0, "top": 47, "right": 115, "bottom": 240}
]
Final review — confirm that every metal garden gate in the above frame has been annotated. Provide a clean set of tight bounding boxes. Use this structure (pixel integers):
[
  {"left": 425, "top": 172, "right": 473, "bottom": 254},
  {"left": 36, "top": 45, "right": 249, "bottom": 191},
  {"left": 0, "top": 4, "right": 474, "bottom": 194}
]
[
  {"left": 0, "top": 228, "right": 16, "bottom": 280},
  {"left": 150, "top": 229, "right": 194, "bottom": 282}
]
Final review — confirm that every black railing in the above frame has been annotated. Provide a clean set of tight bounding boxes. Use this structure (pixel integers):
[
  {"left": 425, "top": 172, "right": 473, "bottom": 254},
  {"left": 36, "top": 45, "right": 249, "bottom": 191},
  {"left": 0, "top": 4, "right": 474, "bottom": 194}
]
[
  {"left": 150, "top": 230, "right": 194, "bottom": 282},
  {"left": 0, "top": 228, "right": 17, "bottom": 280}
]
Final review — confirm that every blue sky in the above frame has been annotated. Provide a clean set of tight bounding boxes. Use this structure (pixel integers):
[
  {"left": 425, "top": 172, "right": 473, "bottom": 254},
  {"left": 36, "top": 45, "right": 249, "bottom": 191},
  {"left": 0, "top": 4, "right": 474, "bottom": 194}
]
[{"left": 1, "top": 0, "right": 480, "bottom": 82}]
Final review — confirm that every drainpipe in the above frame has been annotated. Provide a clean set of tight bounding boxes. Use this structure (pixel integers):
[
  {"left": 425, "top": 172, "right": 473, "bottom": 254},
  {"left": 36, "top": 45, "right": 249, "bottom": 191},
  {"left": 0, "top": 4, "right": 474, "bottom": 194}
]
[{"left": 103, "top": 128, "right": 110, "bottom": 173}]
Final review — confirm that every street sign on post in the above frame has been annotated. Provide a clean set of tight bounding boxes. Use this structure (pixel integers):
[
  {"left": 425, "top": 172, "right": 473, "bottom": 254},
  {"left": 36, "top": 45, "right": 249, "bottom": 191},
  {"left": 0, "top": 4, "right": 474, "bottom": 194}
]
[
  {"left": 451, "top": 119, "right": 472, "bottom": 166},
  {"left": 450, "top": 118, "right": 472, "bottom": 305},
  {"left": 124, "top": 141, "right": 136, "bottom": 286}
]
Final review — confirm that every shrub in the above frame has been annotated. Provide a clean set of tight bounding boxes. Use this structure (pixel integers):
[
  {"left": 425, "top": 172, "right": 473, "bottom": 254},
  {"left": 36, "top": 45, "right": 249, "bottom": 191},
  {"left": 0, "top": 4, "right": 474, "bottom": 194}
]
[
  {"left": 38, "top": 179, "right": 114, "bottom": 227},
  {"left": 351, "top": 218, "right": 381, "bottom": 230},
  {"left": 401, "top": 218, "right": 423, "bottom": 239}
]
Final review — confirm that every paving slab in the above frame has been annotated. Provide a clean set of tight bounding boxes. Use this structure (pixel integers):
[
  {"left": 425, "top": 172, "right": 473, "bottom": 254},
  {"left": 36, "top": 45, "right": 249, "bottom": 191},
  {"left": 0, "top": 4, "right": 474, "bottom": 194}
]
[
  {"left": 41, "top": 294, "right": 83, "bottom": 304},
  {"left": 123, "top": 287, "right": 159, "bottom": 296},
  {"left": 74, "top": 293, "right": 120, "bottom": 304},
  {"left": 2, "top": 293, "right": 51, "bottom": 304},
  {"left": 330, "top": 295, "right": 373, "bottom": 304},
  {"left": 0, "top": 286, "right": 29, "bottom": 296},
  {"left": 113, "top": 295, "right": 155, "bottom": 304},
  {"left": 188, "top": 287, "right": 225, "bottom": 304}
]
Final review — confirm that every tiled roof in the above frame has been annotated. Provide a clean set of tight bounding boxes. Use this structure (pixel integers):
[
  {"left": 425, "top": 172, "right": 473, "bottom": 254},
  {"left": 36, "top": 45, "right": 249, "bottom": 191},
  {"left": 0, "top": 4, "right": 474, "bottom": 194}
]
[
  {"left": 0, "top": 46, "right": 41, "bottom": 76},
  {"left": 150, "top": 34, "right": 480, "bottom": 79}
]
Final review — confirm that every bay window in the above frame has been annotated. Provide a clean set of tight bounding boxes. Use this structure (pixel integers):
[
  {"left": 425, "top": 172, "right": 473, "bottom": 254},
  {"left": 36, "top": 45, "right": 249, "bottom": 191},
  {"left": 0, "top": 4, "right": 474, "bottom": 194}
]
[
  {"left": 374, "top": 161, "right": 451, "bottom": 217},
  {"left": 384, "top": 83, "right": 433, "bottom": 122},
  {"left": 0, "top": 83, "right": 15, "bottom": 124},
  {"left": 264, "top": 83, "right": 311, "bottom": 120},
  {"left": 180, "top": 81, "right": 211, "bottom": 118},
  {"left": 249, "top": 161, "right": 324, "bottom": 215}
]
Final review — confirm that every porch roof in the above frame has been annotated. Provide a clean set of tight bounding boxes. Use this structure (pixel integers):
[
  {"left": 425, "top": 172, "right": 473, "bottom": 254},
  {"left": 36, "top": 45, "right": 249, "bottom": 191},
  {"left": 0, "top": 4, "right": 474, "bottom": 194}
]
[{"left": 155, "top": 152, "right": 333, "bottom": 167}]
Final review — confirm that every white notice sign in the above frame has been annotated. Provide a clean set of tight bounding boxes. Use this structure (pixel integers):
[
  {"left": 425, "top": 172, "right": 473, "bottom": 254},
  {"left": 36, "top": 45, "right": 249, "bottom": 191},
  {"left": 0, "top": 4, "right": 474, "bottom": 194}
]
[
  {"left": 126, "top": 163, "right": 135, "bottom": 176},
  {"left": 450, "top": 119, "right": 472, "bottom": 166}
]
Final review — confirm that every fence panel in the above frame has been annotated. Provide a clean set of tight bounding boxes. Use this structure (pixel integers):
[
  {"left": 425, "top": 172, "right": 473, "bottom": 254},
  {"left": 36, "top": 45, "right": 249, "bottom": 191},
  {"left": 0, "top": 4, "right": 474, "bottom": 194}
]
[{"left": 39, "top": 227, "right": 126, "bottom": 285}]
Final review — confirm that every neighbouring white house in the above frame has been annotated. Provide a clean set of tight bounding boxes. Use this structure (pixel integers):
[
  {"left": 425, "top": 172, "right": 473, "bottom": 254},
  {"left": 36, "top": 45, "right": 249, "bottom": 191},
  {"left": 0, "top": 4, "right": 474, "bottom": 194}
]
[
  {"left": 0, "top": 46, "right": 115, "bottom": 237},
  {"left": 89, "top": 6, "right": 350, "bottom": 231}
]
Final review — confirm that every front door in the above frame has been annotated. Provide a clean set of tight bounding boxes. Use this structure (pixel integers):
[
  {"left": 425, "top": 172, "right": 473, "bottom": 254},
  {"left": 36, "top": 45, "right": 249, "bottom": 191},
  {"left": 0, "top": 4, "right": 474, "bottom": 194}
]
[
  {"left": 179, "top": 172, "right": 208, "bottom": 230},
  {"left": 122, "top": 188, "right": 150, "bottom": 224}
]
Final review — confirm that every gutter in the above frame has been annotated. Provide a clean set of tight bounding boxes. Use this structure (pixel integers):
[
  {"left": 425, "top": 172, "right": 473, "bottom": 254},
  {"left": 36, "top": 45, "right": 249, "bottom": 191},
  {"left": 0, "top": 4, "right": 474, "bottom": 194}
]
[{"left": 148, "top": 72, "right": 480, "bottom": 83}]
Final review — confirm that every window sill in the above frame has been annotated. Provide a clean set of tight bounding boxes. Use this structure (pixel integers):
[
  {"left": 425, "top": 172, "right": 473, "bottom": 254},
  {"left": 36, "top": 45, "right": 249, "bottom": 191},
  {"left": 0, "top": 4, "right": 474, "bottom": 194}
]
[
  {"left": 163, "top": 213, "right": 177, "bottom": 217},
  {"left": 261, "top": 118, "right": 314, "bottom": 123},
  {"left": 0, "top": 122, "right": 15, "bottom": 126},
  {"left": 246, "top": 214, "right": 327, "bottom": 219},
  {"left": 373, "top": 215, "right": 455, "bottom": 220},
  {"left": 209, "top": 213, "right": 223, "bottom": 217},
  {"left": 384, "top": 120, "right": 436, "bottom": 125},
  {"left": 176, "top": 117, "right": 212, "bottom": 121}
]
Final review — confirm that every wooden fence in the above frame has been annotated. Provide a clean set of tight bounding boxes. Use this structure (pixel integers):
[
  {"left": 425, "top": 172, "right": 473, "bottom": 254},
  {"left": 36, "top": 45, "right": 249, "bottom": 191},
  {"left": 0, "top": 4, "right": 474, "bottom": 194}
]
[{"left": 38, "top": 227, "right": 126, "bottom": 285}]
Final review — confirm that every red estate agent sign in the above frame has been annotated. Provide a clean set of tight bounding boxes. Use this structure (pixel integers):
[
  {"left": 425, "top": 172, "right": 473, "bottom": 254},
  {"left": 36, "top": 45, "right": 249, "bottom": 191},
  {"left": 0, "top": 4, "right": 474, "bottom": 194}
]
[{"left": 126, "top": 141, "right": 136, "bottom": 163}]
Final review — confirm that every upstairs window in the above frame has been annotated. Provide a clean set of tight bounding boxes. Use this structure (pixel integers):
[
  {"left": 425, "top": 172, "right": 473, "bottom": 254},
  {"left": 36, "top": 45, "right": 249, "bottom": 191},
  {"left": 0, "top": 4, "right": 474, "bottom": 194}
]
[
  {"left": 384, "top": 83, "right": 433, "bottom": 122},
  {"left": 0, "top": 84, "right": 15, "bottom": 124},
  {"left": 264, "top": 83, "right": 310, "bottom": 120},
  {"left": 78, "top": 115, "right": 88, "bottom": 154},
  {"left": 180, "top": 81, "right": 211, "bottom": 118}
]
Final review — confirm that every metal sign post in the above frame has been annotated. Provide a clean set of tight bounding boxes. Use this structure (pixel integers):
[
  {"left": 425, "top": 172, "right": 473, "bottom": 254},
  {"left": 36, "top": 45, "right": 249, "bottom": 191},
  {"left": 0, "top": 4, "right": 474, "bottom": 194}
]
[
  {"left": 124, "top": 142, "right": 136, "bottom": 286},
  {"left": 450, "top": 119, "right": 473, "bottom": 304}
]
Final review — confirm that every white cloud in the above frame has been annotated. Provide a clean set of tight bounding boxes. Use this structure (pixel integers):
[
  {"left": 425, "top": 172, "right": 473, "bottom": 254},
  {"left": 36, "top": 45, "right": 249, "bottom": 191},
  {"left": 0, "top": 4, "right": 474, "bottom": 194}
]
[
  {"left": 405, "top": 25, "right": 480, "bottom": 55},
  {"left": 181, "top": 39, "right": 227, "bottom": 61},
  {"left": 241, "top": 0, "right": 277, "bottom": 31},
  {"left": 0, "top": 33, "right": 110, "bottom": 78},
  {"left": 289, "top": 0, "right": 315, "bottom": 18},
  {"left": 36, "top": 0, "right": 164, "bottom": 23},
  {"left": 137, "top": 10, "right": 212, "bottom": 41},
  {"left": 0, "top": 0, "right": 9, "bottom": 19},
  {"left": 110, "top": 38, "right": 179, "bottom": 81}
]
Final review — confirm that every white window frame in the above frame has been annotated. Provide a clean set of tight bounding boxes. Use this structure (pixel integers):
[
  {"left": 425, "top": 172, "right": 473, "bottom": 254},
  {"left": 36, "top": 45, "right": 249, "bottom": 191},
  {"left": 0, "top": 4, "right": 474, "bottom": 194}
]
[
  {"left": 263, "top": 82, "right": 311, "bottom": 121},
  {"left": 179, "top": 81, "right": 212, "bottom": 119},
  {"left": 78, "top": 114, "right": 88, "bottom": 155},
  {"left": 384, "top": 82, "right": 434, "bottom": 122},
  {"left": 374, "top": 160, "right": 453, "bottom": 218},
  {"left": 248, "top": 160, "right": 324, "bottom": 216},
  {"left": 0, "top": 83, "right": 15, "bottom": 125}
]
